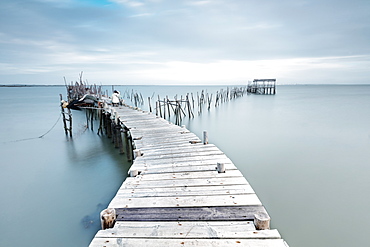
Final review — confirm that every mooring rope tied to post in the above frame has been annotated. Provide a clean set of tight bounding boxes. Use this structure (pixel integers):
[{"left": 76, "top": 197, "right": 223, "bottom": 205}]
[{"left": 3, "top": 113, "right": 62, "bottom": 144}]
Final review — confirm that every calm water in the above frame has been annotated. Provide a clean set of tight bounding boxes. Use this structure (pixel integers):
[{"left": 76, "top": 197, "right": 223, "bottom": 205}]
[{"left": 0, "top": 85, "right": 369, "bottom": 247}]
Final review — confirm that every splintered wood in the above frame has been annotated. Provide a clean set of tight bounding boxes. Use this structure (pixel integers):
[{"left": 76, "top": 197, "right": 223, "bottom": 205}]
[{"left": 89, "top": 106, "right": 289, "bottom": 247}]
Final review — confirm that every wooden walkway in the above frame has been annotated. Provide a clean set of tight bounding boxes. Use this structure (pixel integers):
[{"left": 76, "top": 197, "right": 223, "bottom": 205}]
[{"left": 89, "top": 105, "right": 289, "bottom": 247}]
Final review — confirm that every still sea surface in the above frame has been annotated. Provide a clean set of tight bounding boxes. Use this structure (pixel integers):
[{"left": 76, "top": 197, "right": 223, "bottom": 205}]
[{"left": 0, "top": 85, "right": 369, "bottom": 247}]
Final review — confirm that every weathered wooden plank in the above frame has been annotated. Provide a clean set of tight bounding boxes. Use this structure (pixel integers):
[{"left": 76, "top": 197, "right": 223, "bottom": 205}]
[
  {"left": 133, "top": 138, "right": 201, "bottom": 147},
  {"left": 132, "top": 156, "right": 232, "bottom": 166},
  {"left": 89, "top": 238, "right": 289, "bottom": 247},
  {"left": 130, "top": 158, "right": 234, "bottom": 170},
  {"left": 127, "top": 127, "right": 192, "bottom": 134},
  {"left": 94, "top": 221, "right": 281, "bottom": 239},
  {"left": 138, "top": 143, "right": 218, "bottom": 152},
  {"left": 115, "top": 206, "right": 267, "bottom": 221},
  {"left": 134, "top": 154, "right": 232, "bottom": 166},
  {"left": 129, "top": 163, "right": 238, "bottom": 175},
  {"left": 116, "top": 184, "right": 255, "bottom": 198},
  {"left": 138, "top": 143, "right": 216, "bottom": 153},
  {"left": 121, "top": 176, "right": 249, "bottom": 189},
  {"left": 108, "top": 194, "right": 261, "bottom": 208},
  {"left": 138, "top": 150, "right": 225, "bottom": 160},
  {"left": 129, "top": 130, "right": 196, "bottom": 137},
  {"left": 129, "top": 170, "right": 244, "bottom": 181},
  {"left": 133, "top": 135, "right": 201, "bottom": 144},
  {"left": 130, "top": 129, "right": 197, "bottom": 137},
  {"left": 134, "top": 140, "right": 203, "bottom": 151},
  {"left": 122, "top": 121, "right": 175, "bottom": 128}
]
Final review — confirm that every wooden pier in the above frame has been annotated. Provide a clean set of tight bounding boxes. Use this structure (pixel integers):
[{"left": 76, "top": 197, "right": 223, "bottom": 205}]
[
  {"left": 247, "top": 79, "right": 276, "bottom": 95},
  {"left": 89, "top": 105, "right": 289, "bottom": 247}
]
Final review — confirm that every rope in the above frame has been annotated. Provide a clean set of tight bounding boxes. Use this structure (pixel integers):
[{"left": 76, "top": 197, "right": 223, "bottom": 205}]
[
  {"left": 2, "top": 113, "right": 62, "bottom": 144},
  {"left": 38, "top": 113, "right": 62, "bottom": 138}
]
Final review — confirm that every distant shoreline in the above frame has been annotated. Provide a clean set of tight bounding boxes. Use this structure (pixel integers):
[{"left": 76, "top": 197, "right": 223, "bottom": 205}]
[
  {"left": 1, "top": 84, "right": 369, "bottom": 87},
  {"left": 0, "top": 84, "right": 65, "bottom": 87}
]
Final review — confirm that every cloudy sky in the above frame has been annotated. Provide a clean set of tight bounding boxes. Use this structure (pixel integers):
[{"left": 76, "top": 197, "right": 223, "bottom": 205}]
[{"left": 1, "top": 0, "right": 369, "bottom": 85}]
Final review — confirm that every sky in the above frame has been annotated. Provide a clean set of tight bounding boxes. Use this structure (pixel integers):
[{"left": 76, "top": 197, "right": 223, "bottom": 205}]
[{"left": 0, "top": 0, "right": 370, "bottom": 85}]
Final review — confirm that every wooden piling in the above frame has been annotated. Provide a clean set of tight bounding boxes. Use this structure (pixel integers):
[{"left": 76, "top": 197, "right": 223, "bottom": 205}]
[
  {"left": 155, "top": 101, "right": 159, "bottom": 116},
  {"left": 148, "top": 97, "right": 152, "bottom": 113},
  {"left": 163, "top": 98, "right": 166, "bottom": 119},
  {"left": 129, "top": 169, "right": 139, "bottom": 177},
  {"left": 203, "top": 130, "right": 208, "bottom": 145},
  {"left": 217, "top": 162, "right": 226, "bottom": 173},
  {"left": 118, "top": 129, "right": 125, "bottom": 154},
  {"left": 106, "top": 113, "right": 112, "bottom": 138},
  {"left": 123, "top": 128, "right": 133, "bottom": 162},
  {"left": 68, "top": 108, "right": 72, "bottom": 137},
  {"left": 114, "top": 123, "right": 121, "bottom": 149},
  {"left": 254, "top": 212, "right": 271, "bottom": 230},
  {"left": 133, "top": 149, "right": 142, "bottom": 159},
  {"left": 100, "top": 208, "right": 116, "bottom": 230},
  {"left": 59, "top": 94, "right": 72, "bottom": 137},
  {"left": 60, "top": 94, "right": 68, "bottom": 135},
  {"left": 166, "top": 96, "right": 171, "bottom": 118}
]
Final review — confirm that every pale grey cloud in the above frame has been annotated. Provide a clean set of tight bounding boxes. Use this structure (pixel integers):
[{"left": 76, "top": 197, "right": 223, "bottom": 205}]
[
  {"left": 0, "top": 0, "right": 369, "bottom": 84},
  {"left": 109, "top": 0, "right": 145, "bottom": 7}
]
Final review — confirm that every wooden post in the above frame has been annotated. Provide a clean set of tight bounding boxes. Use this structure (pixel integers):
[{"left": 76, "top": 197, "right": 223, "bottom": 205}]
[
  {"left": 90, "top": 109, "right": 94, "bottom": 130},
  {"left": 217, "top": 163, "right": 226, "bottom": 173},
  {"left": 114, "top": 124, "right": 121, "bottom": 149},
  {"left": 106, "top": 113, "right": 112, "bottom": 138},
  {"left": 254, "top": 212, "right": 270, "bottom": 230},
  {"left": 111, "top": 122, "right": 116, "bottom": 144},
  {"left": 191, "top": 93, "right": 195, "bottom": 109},
  {"left": 130, "top": 169, "right": 139, "bottom": 177},
  {"left": 68, "top": 108, "right": 72, "bottom": 137},
  {"left": 59, "top": 94, "right": 68, "bottom": 135},
  {"left": 100, "top": 208, "right": 116, "bottom": 230},
  {"left": 133, "top": 149, "right": 142, "bottom": 159},
  {"left": 97, "top": 107, "right": 103, "bottom": 135},
  {"left": 163, "top": 97, "right": 166, "bottom": 119},
  {"left": 155, "top": 101, "right": 158, "bottom": 116},
  {"left": 203, "top": 130, "right": 208, "bottom": 145},
  {"left": 114, "top": 111, "right": 119, "bottom": 125},
  {"left": 158, "top": 95, "right": 162, "bottom": 117},
  {"left": 85, "top": 109, "right": 90, "bottom": 129},
  {"left": 118, "top": 129, "right": 125, "bottom": 154},
  {"left": 148, "top": 97, "right": 152, "bottom": 113},
  {"left": 166, "top": 96, "right": 171, "bottom": 118},
  {"left": 123, "top": 128, "right": 132, "bottom": 162}
]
